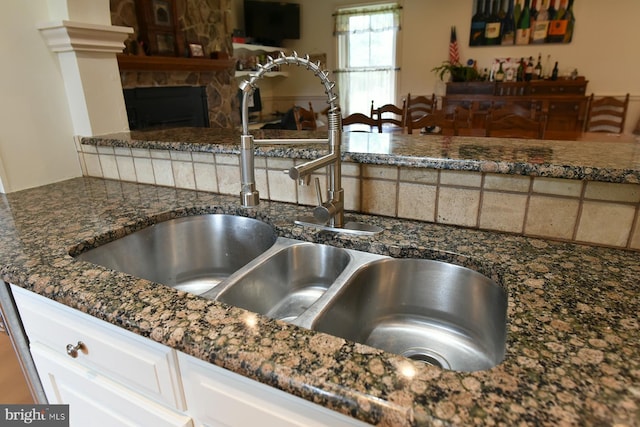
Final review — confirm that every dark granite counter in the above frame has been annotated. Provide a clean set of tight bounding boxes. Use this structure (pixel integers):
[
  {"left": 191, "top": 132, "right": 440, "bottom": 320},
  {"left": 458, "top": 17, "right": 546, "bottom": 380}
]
[
  {"left": 83, "top": 127, "right": 640, "bottom": 183},
  {"left": 1, "top": 177, "right": 638, "bottom": 426}
]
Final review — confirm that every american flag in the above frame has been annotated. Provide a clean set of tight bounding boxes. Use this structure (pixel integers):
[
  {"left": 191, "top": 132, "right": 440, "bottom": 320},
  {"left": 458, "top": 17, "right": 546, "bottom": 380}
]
[{"left": 449, "top": 26, "right": 460, "bottom": 65}]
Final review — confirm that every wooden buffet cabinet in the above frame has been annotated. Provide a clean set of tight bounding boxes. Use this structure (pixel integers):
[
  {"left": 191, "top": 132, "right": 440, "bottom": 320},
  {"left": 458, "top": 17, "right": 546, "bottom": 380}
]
[{"left": 442, "top": 79, "right": 589, "bottom": 133}]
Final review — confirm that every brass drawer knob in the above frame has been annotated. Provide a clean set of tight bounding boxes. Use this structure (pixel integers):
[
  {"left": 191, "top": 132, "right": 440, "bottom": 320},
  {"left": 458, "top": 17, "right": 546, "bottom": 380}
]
[{"left": 66, "top": 341, "right": 85, "bottom": 358}]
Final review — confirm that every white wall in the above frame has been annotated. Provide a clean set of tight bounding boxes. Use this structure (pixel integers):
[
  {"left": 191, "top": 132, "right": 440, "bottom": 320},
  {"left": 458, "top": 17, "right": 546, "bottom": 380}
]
[
  {"left": 259, "top": 0, "right": 640, "bottom": 133},
  {"left": 0, "top": 1, "right": 81, "bottom": 193}
]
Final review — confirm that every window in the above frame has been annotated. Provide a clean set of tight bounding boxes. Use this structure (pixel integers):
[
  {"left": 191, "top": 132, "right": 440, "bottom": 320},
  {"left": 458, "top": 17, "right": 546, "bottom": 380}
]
[{"left": 333, "top": 3, "right": 402, "bottom": 116}]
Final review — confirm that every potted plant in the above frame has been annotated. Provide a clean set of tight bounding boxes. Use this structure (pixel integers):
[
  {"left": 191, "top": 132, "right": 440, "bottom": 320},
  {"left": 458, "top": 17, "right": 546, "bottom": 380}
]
[{"left": 432, "top": 61, "right": 480, "bottom": 82}]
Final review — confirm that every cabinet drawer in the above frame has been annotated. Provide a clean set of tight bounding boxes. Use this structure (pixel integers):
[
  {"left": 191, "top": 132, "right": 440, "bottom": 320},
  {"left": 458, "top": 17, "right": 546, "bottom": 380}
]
[
  {"left": 11, "top": 286, "right": 185, "bottom": 410},
  {"left": 31, "top": 343, "right": 192, "bottom": 427}
]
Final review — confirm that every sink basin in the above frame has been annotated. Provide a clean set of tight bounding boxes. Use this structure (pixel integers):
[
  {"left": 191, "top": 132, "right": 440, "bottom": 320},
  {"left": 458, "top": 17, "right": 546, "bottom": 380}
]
[
  {"left": 75, "top": 215, "right": 278, "bottom": 295},
  {"left": 310, "top": 258, "right": 507, "bottom": 372},
  {"left": 214, "top": 243, "right": 351, "bottom": 322}
]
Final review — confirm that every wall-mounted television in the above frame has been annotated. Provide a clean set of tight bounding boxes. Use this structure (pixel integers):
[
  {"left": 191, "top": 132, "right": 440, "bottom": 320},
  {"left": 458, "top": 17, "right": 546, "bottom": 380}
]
[{"left": 243, "top": 0, "right": 300, "bottom": 47}]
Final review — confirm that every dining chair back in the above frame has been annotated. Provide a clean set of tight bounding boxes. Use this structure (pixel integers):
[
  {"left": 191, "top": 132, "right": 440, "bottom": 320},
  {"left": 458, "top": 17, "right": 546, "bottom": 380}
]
[
  {"left": 406, "top": 110, "right": 455, "bottom": 135},
  {"left": 372, "top": 99, "right": 406, "bottom": 132},
  {"left": 584, "top": 93, "right": 630, "bottom": 133},
  {"left": 342, "top": 112, "right": 379, "bottom": 132},
  {"left": 486, "top": 111, "right": 547, "bottom": 139},
  {"left": 293, "top": 102, "right": 317, "bottom": 130},
  {"left": 404, "top": 94, "right": 436, "bottom": 130}
]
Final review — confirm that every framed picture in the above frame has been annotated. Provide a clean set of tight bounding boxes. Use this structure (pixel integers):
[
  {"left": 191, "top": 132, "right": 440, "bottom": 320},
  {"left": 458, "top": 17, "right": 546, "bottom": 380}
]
[
  {"left": 188, "top": 43, "right": 205, "bottom": 57},
  {"left": 135, "top": 0, "right": 183, "bottom": 56}
]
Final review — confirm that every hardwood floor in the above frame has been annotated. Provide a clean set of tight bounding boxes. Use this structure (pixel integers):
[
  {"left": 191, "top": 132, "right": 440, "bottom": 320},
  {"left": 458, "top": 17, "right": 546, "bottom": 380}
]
[{"left": 0, "top": 332, "right": 34, "bottom": 404}]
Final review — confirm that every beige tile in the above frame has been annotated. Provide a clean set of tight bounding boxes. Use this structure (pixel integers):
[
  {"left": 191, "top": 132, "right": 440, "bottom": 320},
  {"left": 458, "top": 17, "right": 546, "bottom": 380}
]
[
  {"left": 255, "top": 168, "right": 268, "bottom": 200},
  {"left": 484, "top": 173, "right": 531, "bottom": 192},
  {"left": 440, "top": 170, "right": 482, "bottom": 187},
  {"left": 131, "top": 148, "right": 150, "bottom": 158},
  {"left": 362, "top": 164, "right": 397, "bottom": 180},
  {"left": 362, "top": 179, "right": 396, "bottom": 216},
  {"left": 267, "top": 168, "right": 297, "bottom": 203},
  {"left": 150, "top": 149, "right": 171, "bottom": 159},
  {"left": 298, "top": 173, "right": 326, "bottom": 206},
  {"left": 216, "top": 163, "right": 240, "bottom": 195},
  {"left": 114, "top": 147, "right": 132, "bottom": 157},
  {"left": 399, "top": 168, "right": 438, "bottom": 185},
  {"left": 192, "top": 152, "right": 214, "bottom": 164},
  {"left": 629, "top": 215, "right": 640, "bottom": 250},
  {"left": 480, "top": 192, "right": 528, "bottom": 233},
  {"left": 342, "top": 162, "right": 361, "bottom": 177},
  {"left": 194, "top": 162, "right": 218, "bottom": 192},
  {"left": 170, "top": 151, "right": 192, "bottom": 161},
  {"left": 575, "top": 201, "right": 636, "bottom": 247},
  {"left": 525, "top": 196, "right": 580, "bottom": 239},
  {"left": 269, "top": 157, "right": 295, "bottom": 172},
  {"left": 172, "top": 161, "right": 196, "bottom": 190},
  {"left": 215, "top": 153, "right": 239, "bottom": 166},
  {"left": 343, "top": 176, "right": 361, "bottom": 212},
  {"left": 96, "top": 146, "right": 114, "bottom": 155},
  {"left": 437, "top": 187, "right": 480, "bottom": 227},
  {"left": 584, "top": 182, "right": 640, "bottom": 203},
  {"left": 78, "top": 152, "right": 88, "bottom": 176},
  {"left": 532, "top": 177, "right": 583, "bottom": 197},
  {"left": 81, "top": 144, "right": 98, "bottom": 154},
  {"left": 254, "top": 156, "right": 267, "bottom": 169},
  {"left": 133, "top": 157, "right": 155, "bottom": 184},
  {"left": 116, "top": 156, "right": 136, "bottom": 182},
  {"left": 99, "top": 155, "right": 119, "bottom": 180},
  {"left": 397, "top": 183, "right": 436, "bottom": 222},
  {"left": 152, "top": 159, "right": 174, "bottom": 187},
  {"left": 83, "top": 153, "right": 102, "bottom": 177}
]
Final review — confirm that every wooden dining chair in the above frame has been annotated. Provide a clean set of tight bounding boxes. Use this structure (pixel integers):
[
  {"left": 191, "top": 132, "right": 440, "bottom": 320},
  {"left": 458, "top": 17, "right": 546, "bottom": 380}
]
[
  {"left": 452, "top": 105, "right": 487, "bottom": 136},
  {"left": 404, "top": 93, "right": 436, "bottom": 131},
  {"left": 485, "top": 111, "right": 547, "bottom": 139},
  {"left": 406, "top": 110, "right": 455, "bottom": 135},
  {"left": 584, "top": 93, "right": 630, "bottom": 133},
  {"left": 342, "top": 112, "right": 379, "bottom": 132},
  {"left": 371, "top": 99, "right": 406, "bottom": 132},
  {"left": 293, "top": 103, "right": 317, "bottom": 130}
]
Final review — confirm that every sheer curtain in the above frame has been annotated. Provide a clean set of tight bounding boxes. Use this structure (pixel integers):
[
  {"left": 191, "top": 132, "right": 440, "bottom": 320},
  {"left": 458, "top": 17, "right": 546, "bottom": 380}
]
[{"left": 333, "top": 3, "right": 401, "bottom": 116}]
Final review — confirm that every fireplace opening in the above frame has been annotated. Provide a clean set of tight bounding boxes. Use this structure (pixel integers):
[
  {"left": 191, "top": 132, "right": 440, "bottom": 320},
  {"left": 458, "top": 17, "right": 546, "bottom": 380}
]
[{"left": 123, "top": 86, "right": 210, "bottom": 130}]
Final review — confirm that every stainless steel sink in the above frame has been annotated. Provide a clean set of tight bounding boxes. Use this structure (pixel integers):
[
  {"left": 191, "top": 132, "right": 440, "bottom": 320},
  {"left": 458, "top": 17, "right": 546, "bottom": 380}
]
[
  {"left": 308, "top": 259, "right": 507, "bottom": 372},
  {"left": 75, "top": 215, "right": 278, "bottom": 295},
  {"left": 211, "top": 243, "right": 351, "bottom": 321},
  {"left": 75, "top": 214, "right": 507, "bottom": 371}
]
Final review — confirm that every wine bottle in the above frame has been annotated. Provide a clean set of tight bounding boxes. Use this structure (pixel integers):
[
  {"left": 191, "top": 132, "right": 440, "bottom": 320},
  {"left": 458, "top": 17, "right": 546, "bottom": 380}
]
[
  {"left": 525, "top": 56, "right": 534, "bottom": 81},
  {"left": 547, "top": 0, "right": 567, "bottom": 42},
  {"left": 534, "top": 54, "right": 542, "bottom": 79},
  {"left": 531, "top": 0, "right": 550, "bottom": 43},
  {"left": 563, "top": 0, "right": 575, "bottom": 43},
  {"left": 547, "top": 0, "right": 557, "bottom": 20},
  {"left": 543, "top": 54, "right": 552, "bottom": 79},
  {"left": 470, "top": 0, "right": 487, "bottom": 46},
  {"left": 501, "top": 0, "right": 516, "bottom": 45},
  {"left": 516, "top": 57, "right": 525, "bottom": 81},
  {"left": 514, "top": 0, "right": 522, "bottom": 27},
  {"left": 495, "top": 61, "right": 505, "bottom": 82},
  {"left": 515, "top": 0, "right": 531, "bottom": 45},
  {"left": 485, "top": 0, "right": 502, "bottom": 45},
  {"left": 551, "top": 61, "right": 559, "bottom": 80}
]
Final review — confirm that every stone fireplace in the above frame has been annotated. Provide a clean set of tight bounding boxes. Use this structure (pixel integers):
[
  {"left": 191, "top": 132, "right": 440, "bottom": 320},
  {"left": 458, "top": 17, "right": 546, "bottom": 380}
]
[{"left": 111, "top": 0, "right": 237, "bottom": 128}]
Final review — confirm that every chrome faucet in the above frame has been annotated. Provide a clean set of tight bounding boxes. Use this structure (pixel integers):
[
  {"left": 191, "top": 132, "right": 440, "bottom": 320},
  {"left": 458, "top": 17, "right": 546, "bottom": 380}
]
[{"left": 239, "top": 52, "right": 344, "bottom": 228}]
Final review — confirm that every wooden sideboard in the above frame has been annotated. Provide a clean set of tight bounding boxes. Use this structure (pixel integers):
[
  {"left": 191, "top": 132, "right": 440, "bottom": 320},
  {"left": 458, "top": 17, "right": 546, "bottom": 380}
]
[{"left": 442, "top": 79, "right": 589, "bottom": 132}]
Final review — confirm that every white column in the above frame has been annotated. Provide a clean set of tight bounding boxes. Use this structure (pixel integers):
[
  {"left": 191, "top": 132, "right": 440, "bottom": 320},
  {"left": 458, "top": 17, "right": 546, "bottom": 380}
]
[{"left": 38, "top": 20, "right": 133, "bottom": 136}]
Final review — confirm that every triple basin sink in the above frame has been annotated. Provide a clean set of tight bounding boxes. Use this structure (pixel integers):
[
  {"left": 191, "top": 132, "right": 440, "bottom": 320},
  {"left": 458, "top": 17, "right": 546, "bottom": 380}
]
[{"left": 75, "top": 214, "right": 508, "bottom": 372}]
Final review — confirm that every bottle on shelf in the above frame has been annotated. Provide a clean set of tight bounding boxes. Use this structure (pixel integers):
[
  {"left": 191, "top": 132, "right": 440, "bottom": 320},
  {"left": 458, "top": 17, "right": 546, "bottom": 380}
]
[
  {"left": 531, "top": 0, "right": 550, "bottom": 43},
  {"left": 529, "top": 0, "right": 539, "bottom": 42},
  {"left": 563, "top": 0, "right": 575, "bottom": 43},
  {"left": 484, "top": 0, "right": 503, "bottom": 45},
  {"left": 514, "top": 0, "right": 522, "bottom": 28},
  {"left": 534, "top": 53, "right": 543, "bottom": 79},
  {"left": 525, "top": 56, "right": 534, "bottom": 81},
  {"left": 501, "top": 0, "right": 516, "bottom": 45},
  {"left": 547, "top": 0, "right": 557, "bottom": 20},
  {"left": 470, "top": 0, "right": 487, "bottom": 46},
  {"left": 551, "top": 61, "right": 559, "bottom": 80},
  {"left": 495, "top": 60, "right": 505, "bottom": 82},
  {"left": 543, "top": 54, "right": 552, "bottom": 79},
  {"left": 516, "top": 0, "right": 531, "bottom": 45},
  {"left": 516, "top": 57, "right": 525, "bottom": 81}
]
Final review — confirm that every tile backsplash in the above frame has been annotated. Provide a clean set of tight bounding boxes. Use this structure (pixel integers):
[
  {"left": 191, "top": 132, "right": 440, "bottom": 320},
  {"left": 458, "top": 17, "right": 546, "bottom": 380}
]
[{"left": 78, "top": 142, "right": 640, "bottom": 251}]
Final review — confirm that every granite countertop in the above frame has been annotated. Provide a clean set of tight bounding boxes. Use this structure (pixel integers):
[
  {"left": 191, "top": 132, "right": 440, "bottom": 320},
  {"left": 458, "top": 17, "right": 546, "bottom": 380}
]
[
  {"left": 1, "top": 177, "right": 639, "bottom": 426},
  {"left": 83, "top": 127, "right": 640, "bottom": 183}
]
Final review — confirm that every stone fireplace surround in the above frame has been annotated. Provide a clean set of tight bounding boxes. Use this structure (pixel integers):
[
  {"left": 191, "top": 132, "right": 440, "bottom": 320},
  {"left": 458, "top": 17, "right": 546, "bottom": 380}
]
[{"left": 111, "top": 0, "right": 237, "bottom": 129}]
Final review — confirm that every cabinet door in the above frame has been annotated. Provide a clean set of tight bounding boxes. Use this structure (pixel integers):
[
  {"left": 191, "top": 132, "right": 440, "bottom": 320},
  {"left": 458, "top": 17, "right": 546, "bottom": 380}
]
[
  {"left": 11, "top": 285, "right": 185, "bottom": 410},
  {"left": 178, "top": 352, "right": 370, "bottom": 427},
  {"left": 31, "top": 343, "right": 193, "bottom": 427}
]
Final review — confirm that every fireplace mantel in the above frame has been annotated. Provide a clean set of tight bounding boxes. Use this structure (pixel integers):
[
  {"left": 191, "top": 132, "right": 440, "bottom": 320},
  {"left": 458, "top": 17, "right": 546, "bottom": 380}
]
[{"left": 116, "top": 54, "right": 236, "bottom": 72}]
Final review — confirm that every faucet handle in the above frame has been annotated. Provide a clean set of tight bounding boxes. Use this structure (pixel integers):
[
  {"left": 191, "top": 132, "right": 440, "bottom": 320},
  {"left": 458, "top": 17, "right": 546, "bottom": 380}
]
[{"left": 314, "top": 177, "right": 324, "bottom": 205}]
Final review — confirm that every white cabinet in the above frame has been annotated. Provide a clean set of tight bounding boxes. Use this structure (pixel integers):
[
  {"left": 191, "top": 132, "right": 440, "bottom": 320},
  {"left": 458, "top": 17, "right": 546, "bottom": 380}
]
[
  {"left": 233, "top": 43, "right": 289, "bottom": 78},
  {"left": 178, "top": 351, "right": 370, "bottom": 427},
  {"left": 10, "top": 285, "right": 370, "bottom": 427},
  {"left": 11, "top": 285, "right": 192, "bottom": 427}
]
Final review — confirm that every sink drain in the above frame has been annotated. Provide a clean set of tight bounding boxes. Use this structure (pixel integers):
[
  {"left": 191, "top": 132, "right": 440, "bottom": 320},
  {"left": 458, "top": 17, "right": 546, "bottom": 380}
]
[{"left": 402, "top": 348, "right": 451, "bottom": 369}]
